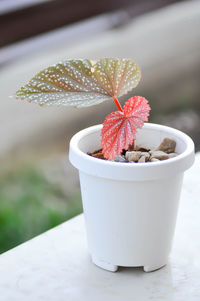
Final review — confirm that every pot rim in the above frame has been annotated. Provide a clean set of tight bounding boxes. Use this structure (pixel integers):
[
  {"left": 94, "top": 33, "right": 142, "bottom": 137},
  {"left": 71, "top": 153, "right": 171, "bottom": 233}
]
[{"left": 69, "top": 123, "right": 195, "bottom": 181}]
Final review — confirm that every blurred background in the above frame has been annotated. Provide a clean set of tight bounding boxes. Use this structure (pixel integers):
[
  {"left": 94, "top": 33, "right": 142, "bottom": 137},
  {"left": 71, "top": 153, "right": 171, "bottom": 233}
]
[{"left": 0, "top": 0, "right": 200, "bottom": 253}]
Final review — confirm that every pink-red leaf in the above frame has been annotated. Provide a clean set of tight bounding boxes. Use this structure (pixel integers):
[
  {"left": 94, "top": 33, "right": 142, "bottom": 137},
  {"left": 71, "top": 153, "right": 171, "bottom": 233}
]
[{"left": 101, "top": 96, "right": 151, "bottom": 160}]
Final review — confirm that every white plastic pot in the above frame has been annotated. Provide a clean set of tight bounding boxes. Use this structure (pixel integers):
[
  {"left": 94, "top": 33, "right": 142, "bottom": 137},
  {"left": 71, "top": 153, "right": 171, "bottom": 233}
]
[{"left": 69, "top": 123, "right": 194, "bottom": 272}]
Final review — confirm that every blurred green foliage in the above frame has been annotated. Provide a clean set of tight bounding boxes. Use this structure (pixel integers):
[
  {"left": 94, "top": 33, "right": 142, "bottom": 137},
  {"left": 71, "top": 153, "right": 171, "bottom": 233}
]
[{"left": 0, "top": 164, "right": 82, "bottom": 254}]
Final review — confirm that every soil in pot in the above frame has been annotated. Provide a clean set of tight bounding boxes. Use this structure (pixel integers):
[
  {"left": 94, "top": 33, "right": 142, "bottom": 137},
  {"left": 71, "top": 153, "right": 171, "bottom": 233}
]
[{"left": 88, "top": 137, "right": 177, "bottom": 163}]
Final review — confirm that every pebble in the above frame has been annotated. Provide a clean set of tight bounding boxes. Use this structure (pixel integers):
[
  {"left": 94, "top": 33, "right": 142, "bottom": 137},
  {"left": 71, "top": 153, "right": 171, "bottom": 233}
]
[
  {"left": 125, "top": 151, "right": 142, "bottom": 162},
  {"left": 168, "top": 152, "right": 178, "bottom": 159},
  {"left": 141, "top": 152, "right": 150, "bottom": 161},
  {"left": 150, "top": 158, "right": 160, "bottom": 162},
  {"left": 150, "top": 150, "right": 169, "bottom": 160},
  {"left": 135, "top": 145, "right": 150, "bottom": 152},
  {"left": 157, "top": 138, "right": 176, "bottom": 154},
  {"left": 138, "top": 155, "right": 146, "bottom": 163},
  {"left": 114, "top": 155, "right": 127, "bottom": 162}
]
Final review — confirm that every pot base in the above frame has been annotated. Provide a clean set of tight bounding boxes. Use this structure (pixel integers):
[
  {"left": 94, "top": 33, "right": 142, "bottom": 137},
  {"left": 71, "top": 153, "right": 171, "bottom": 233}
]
[
  {"left": 143, "top": 262, "right": 166, "bottom": 272},
  {"left": 92, "top": 256, "right": 166, "bottom": 273},
  {"left": 92, "top": 256, "right": 118, "bottom": 272}
]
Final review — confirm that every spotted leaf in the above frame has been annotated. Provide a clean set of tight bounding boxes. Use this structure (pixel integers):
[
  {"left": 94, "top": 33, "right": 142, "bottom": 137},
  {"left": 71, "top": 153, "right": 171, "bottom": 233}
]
[
  {"left": 101, "top": 96, "right": 151, "bottom": 160},
  {"left": 15, "top": 58, "right": 141, "bottom": 107}
]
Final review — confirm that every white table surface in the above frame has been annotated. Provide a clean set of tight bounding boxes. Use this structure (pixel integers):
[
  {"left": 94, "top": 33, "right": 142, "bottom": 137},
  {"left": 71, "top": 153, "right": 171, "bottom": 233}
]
[{"left": 0, "top": 154, "right": 200, "bottom": 301}]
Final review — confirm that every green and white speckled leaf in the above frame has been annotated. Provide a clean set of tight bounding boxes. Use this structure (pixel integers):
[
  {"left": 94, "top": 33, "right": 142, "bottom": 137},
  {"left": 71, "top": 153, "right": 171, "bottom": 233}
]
[{"left": 16, "top": 58, "right": 141, "bottom": 107}]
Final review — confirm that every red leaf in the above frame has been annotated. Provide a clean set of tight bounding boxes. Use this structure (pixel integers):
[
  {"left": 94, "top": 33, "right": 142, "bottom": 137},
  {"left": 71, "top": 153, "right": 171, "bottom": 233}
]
[{"left": 101, "top": 96, "right": 151, "bottom": 160}]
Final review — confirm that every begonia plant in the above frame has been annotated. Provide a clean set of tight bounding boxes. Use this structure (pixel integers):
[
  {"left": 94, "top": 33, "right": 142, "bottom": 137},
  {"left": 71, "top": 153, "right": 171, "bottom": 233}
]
[{"left": 15, "top": 58, "right": 151, "bottom": 160}]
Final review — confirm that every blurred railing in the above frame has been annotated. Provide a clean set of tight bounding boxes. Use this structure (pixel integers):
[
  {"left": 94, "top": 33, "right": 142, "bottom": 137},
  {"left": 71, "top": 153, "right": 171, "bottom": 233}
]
[{"left": 0, "top": 0, "right": 179, "bottom": 47}]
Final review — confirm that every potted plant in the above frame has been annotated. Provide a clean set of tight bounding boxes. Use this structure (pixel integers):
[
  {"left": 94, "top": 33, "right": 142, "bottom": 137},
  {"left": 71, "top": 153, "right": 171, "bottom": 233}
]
[{"left": 16, "top": 58, "right": 195, "bottom": 272}]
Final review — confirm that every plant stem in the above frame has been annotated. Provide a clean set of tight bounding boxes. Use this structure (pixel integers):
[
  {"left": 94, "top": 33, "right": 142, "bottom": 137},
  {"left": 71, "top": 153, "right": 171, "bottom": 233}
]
[{"left": 112, "top": 97, "right": 123, "bottom": 112}]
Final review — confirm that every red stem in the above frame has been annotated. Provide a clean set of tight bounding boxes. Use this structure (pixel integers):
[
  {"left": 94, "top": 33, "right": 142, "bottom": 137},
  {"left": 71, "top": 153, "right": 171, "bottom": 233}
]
[{"left": 112, "top": 97, "right": 123, "bottom": 112}]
